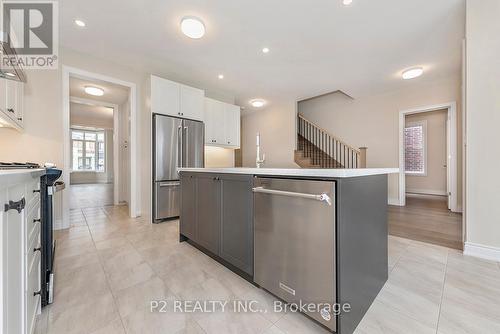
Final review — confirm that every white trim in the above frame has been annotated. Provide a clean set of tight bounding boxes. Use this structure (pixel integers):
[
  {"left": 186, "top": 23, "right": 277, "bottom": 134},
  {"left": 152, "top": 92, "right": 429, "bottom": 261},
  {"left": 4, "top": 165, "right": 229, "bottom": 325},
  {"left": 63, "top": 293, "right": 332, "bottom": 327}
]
[
  {"left": 388, "top": 198, "right": 401, "bottom": 206},
  {"left": 464, "top": 242, "right": 500, "bottom": 262},
  {"left": 406, "top": 189, "right": 448, "bottom": 196},
  {"left": 398, "top": 102, "right": 458, "bottom": 214},
  {"left": 62, "top": 66, "right": 139, "bottom": 231}
]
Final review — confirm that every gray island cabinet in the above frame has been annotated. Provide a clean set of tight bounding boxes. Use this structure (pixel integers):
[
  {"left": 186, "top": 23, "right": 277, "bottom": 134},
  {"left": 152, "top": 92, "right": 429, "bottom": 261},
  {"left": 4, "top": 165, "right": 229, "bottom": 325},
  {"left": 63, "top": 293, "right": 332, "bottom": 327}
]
[{"left": 179, "top": 167, "right": 398, "bottom": 334}]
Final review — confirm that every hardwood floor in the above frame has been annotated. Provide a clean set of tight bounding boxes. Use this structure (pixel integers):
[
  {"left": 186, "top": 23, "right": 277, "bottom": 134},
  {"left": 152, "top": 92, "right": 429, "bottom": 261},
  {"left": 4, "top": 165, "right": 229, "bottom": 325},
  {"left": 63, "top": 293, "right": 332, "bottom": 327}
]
[{"left": 388, "top": 194, "right": 463, "bottom": 250}]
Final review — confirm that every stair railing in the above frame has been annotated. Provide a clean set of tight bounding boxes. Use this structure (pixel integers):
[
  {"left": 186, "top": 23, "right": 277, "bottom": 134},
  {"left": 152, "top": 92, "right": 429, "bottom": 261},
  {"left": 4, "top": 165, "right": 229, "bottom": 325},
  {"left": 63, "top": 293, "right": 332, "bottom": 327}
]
[{"left": 297, "top": 113, "right": 367, "bottom": 168}]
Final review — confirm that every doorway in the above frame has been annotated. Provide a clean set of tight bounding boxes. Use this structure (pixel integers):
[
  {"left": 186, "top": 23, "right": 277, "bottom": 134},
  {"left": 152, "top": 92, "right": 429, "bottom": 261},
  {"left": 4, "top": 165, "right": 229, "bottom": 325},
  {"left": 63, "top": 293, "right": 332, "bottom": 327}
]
[
  {"left": 62, "top": 66, "right": 138, "bottom": 229},
  {"left": 392, "top": 102, "right": 462, "bottom": 249}
]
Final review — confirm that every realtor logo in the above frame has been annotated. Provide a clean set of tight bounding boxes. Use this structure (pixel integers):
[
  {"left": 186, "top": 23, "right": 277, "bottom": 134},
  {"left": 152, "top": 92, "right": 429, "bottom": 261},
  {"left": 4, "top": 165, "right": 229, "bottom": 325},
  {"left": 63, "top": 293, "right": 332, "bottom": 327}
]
[{"left": 2, "top": 1, "right": 59, "bottom": 69}]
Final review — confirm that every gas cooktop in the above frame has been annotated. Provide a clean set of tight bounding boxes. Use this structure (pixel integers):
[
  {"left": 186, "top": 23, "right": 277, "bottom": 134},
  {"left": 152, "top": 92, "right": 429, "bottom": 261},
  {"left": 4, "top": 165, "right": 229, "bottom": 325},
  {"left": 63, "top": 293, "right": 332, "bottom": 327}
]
[{"left": 0, "top": 162, "right": 41, "bottom": 170}]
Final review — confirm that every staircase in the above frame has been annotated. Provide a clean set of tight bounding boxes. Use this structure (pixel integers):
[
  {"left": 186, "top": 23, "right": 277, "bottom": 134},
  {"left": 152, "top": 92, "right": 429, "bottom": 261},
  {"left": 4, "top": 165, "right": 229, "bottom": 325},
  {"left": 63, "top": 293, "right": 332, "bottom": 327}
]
[{"left": 295, "top": 113, "right": 367, "bottom": 169}]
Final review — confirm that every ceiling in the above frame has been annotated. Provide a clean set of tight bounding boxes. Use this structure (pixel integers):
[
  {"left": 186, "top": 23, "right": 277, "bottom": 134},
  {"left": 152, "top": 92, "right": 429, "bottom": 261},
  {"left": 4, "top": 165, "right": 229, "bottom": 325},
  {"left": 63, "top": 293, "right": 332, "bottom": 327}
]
[
  {"left": 70, "top": 77, "right": 130, "bottom": 105},
  {"left": 70, "top": 102, "right": 114, "bottom": 128},
  {"left": 60, "top": 0, "right": 465, "bottom": 111}
]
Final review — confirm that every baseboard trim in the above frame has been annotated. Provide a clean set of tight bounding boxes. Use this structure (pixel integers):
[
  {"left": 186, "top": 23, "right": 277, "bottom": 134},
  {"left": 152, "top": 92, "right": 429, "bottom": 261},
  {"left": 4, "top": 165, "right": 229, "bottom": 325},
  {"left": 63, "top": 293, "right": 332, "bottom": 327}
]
[
  {"left": 406, "top": 189, "right": 448, "bottom": 196},
  {"left": 388, "top": 198, "right": 401, "bottom": 206},
  {"left": 53, "top": 219, "right": 65, "bottom": 231},
  {"left": 463, "top": 242, "right": 500, "bottom": 262}
]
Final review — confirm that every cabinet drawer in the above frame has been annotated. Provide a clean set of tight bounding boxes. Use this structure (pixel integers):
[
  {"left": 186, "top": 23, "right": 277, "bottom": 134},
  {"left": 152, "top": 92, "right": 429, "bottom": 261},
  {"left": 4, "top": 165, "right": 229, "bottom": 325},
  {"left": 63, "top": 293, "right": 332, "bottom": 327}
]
[
  {"left": 26, "top": 201, "right": 40, "bottom": 241},
  {"left": 25, "top": 178, "right": 40, "bottom": 209},
  {"left": 27, "top": 219, "right": 40, "bottom": 260},
  {"left": 26, "top": 204, "right": 41, "bottom": 253},
  {"left": 26, "top": 251, "right": 41, "bottom": 334}
]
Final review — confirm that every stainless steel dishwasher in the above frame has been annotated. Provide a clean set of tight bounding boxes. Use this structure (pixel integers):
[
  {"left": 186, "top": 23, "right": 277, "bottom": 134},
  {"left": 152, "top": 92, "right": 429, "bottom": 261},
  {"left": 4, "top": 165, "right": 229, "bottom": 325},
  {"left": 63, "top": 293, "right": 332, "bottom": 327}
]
[{"left": 253, "top": 177, "right": 336, "bottom": 331}]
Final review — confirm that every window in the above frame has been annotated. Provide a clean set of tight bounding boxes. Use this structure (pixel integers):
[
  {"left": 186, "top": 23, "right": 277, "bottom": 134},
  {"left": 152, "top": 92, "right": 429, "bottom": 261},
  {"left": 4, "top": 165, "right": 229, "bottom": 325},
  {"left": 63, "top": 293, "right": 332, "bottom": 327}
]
[
  {"left": 404, "top": 121, "right": 427, "bottom": 175},
  {"left": 71, "top": 129, "right": 105, "bottom": 172}
]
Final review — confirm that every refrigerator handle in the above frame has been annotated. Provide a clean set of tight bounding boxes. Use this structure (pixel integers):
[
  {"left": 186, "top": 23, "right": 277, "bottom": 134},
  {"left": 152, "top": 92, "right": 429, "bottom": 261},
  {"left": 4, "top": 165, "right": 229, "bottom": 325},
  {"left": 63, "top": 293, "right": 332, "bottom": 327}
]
[
  {"left": 184, "top": 126, "right": 188, "bottom": 167},
  {"left": 177, "top": 125, "right": 183, "bottom": 168}
]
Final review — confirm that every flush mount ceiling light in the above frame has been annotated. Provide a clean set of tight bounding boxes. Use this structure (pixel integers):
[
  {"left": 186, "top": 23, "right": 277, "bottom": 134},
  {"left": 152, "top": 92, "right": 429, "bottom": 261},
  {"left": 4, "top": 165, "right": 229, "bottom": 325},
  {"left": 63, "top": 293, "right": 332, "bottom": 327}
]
[
  {"left": 180, "top": 16, "right": 206, "bottom": 39},
  {"left": 84, "top": 86, "right": 104, "bottom": 96},
  {"left": 250, "top": 99, "right": 266, "bottom": 108},
  {"left": 218, "top": 74, "right": 224, "bottom": 79},
  {"left": 402, "top": 67, "right": 424, "bottom": 80},
  {"left": 262, "top": 47, "right": 270, "bottom": 54},
  {"left": 5, "top": 72, "right": 16, "bottom": 77},
  {"left": 342, "top": 0, "right": 353, "bottom": 5},
  {"left": 74, "top": 19, "right": 86, "bottom": 27}
]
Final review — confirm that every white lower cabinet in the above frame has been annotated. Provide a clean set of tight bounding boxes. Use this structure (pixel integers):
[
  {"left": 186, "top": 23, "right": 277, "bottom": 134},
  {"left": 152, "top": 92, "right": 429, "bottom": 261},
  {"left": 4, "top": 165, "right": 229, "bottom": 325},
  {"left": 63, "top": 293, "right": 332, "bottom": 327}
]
[
  {"left": 1, "top": 173, "right": 42, "bottom": 334},
  {"left": 204, "top": 97, "right": 241, "bottom": 148}
]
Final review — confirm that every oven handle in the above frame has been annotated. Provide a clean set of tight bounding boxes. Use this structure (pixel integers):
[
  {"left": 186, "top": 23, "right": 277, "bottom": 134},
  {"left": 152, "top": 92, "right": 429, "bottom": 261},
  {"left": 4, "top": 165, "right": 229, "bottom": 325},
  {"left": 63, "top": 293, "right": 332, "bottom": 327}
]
[
  {"left": 252, "top": 187, "right": 332, "bottom": 206},
  {"left": 159, "top": 182, "right": 181, "bottom": 187}
]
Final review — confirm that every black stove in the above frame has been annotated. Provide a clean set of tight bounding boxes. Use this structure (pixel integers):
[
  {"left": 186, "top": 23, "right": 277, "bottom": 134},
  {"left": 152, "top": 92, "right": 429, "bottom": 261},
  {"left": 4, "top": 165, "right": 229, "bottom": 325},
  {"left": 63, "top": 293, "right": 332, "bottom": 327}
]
[{"left": 0, "top": 162, "right": 41, "bottom": 169}]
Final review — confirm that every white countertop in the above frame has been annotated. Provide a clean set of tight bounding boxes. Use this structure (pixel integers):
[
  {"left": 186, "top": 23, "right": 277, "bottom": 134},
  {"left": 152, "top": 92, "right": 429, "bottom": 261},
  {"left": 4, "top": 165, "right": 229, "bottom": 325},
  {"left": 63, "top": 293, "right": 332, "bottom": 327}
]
[
  {"left": 0, "top": 169, "right": 46, "bottom": 187},
  {"left": 178, "top": 168, "right": 399, "bottom": 178}
]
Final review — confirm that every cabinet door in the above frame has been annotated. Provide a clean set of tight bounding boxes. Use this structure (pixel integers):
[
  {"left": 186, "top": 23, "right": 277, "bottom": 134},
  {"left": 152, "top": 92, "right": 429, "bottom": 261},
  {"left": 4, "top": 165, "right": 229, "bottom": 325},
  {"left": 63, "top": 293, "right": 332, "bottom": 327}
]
[
  {"left": 15, "top": 81, "right": 23, "bottom": 124},
  {"left": 219, "top": 174, "right": 253, "bottom": 275},
  {"left": 150, "top": 75, "right": 180, "bottom": 116},
  {"left": 180, "top": 85, "right": 204, "bottom": 121},
  {"left": 0, "top": 79, "right": 6, "bottom": 114},
  {"left": 5, "top": 79, "right": 17, "bottom": 120},
  {"left": 204, "top": 98, "right": 225, "bottom": 145},
  {"left": 195, "top": 174, "right": 220, "bottom": 254},
  {"left": 180, "top": 173, "right": 197, "bottom": 240},
  {"left": 224, "top": 104, "right": 240, "bottom": 147}
]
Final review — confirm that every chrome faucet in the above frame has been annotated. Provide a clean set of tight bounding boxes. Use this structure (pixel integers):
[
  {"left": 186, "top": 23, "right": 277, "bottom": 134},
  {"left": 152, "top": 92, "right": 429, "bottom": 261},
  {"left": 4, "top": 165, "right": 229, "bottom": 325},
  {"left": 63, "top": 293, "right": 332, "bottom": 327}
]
[{"left": 256, "top": 132, "right": 265, "bottom": 168}]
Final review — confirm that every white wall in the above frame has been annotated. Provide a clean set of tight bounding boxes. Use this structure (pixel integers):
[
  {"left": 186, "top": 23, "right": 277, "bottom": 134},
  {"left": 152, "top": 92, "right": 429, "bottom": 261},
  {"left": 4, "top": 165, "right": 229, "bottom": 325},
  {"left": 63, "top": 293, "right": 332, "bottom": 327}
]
[
  {"left": 297, "top": 76, "right": 462, "bottom": 204},
  {"left": 405, "top": 109, "right": 448, "bottom": 196},
  {"left": 205, "top": 146, "right": 235, "bottom": 168},
  {"left": 241, "top": 101, "right": 297, "bottom": 168},
  {"left": 465, "top": 0, "right": 500, "bottom": 252}
]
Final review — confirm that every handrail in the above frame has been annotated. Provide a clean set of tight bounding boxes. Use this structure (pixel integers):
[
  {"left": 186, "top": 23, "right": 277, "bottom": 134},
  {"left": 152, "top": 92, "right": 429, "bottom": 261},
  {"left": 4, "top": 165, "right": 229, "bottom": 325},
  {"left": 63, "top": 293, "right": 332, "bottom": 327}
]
[
  {"left": 297, "top": 113, "right": 360, "bottom": 154},
  {"left": 296, "top": 113, "right": 367, "bottom": 168}
]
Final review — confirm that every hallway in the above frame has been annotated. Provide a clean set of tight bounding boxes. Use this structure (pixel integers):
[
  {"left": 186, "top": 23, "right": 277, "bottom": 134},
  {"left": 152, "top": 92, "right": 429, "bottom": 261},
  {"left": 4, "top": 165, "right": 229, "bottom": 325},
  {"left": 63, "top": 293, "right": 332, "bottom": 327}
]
[
  {"left": 389, "top": 194, "right": 463, "bottom": 250},
  {"left": 69, "top": 183, "right": 114, "bottom": 209}
]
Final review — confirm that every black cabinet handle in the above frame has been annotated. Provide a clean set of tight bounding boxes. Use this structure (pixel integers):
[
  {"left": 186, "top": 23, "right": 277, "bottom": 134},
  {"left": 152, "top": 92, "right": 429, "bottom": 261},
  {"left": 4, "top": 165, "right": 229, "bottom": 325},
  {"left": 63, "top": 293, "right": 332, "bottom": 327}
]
[
  {"left": 7, "top": 108, "right": 14, "bottom": 113},
  {"left": 17, "top": 117, "right": 22, "bottom": 121},
  {"left": 33, "top": 290, "right": 41, "bottom": 297},
  {"left": 33, "top": 189, "right": 40, "bottom": 193},
  {"left": 33, "top": 218, "right": 41, "bottom": 223},
  {"left": 4, "top": 198, "right": 25, "bottom": 213},
  {"left": 34, "top": 247, "right": 41, "bottom": 253}
]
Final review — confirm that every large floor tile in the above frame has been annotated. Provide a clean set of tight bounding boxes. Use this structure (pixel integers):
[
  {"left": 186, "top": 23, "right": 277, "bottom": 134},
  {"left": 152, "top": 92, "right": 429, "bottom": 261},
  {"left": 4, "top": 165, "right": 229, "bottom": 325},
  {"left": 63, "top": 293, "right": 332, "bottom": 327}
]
[
  {"left": 121, "top": 305, "right": 191, "bottom": 334},
  {"left": 195, "top": 309, "right": 273, "bottom": 334},
  {"left": 274, "top": 312, "right": 331, "bottom": 334}
]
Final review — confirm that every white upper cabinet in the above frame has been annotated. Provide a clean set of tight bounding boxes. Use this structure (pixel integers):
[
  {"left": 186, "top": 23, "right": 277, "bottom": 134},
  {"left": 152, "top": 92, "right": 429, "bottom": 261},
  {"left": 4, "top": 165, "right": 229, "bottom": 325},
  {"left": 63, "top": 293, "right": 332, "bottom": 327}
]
[
  {"left": 224, "top": 104, "right": 240, "bottom": 147},
  {"left": 150, "top": 75, "right": 204, "bottom": 121},
  {"left": 204, "top": 98, "right": 225, "bottom": 145},
  {"left": 180, "top": 84, "right": 204, "bottom": 121},
  {"left": 0, "top": 78, "right": 25, "bottom": 131},
  {"left": 150, "top": 75, "right": 180, "bottom": 116},
  {"left": 204, "top": 97, "right": 241, "bottom": 148}
]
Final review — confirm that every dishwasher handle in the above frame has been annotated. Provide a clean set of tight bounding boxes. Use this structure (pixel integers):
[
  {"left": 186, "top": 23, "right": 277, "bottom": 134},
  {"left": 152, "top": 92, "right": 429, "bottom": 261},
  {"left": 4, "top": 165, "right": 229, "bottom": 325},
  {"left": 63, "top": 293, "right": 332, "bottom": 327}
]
[{"left": 252, "top": 186, "right": 332, "bottom": 206}]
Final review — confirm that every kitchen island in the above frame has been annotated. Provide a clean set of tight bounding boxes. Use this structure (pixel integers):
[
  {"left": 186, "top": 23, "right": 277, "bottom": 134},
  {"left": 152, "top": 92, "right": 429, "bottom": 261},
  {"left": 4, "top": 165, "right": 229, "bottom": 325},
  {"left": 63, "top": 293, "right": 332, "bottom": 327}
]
[{"left": 178, "top": 167, "right": 398, "bottom": 334}]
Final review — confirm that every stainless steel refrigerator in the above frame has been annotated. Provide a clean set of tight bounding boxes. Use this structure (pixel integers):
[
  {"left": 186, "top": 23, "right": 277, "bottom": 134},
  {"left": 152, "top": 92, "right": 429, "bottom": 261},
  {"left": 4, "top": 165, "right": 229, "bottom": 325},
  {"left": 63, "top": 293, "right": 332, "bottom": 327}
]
[{"left": 153, "top": 114, "right": 204, "bottom": 222}]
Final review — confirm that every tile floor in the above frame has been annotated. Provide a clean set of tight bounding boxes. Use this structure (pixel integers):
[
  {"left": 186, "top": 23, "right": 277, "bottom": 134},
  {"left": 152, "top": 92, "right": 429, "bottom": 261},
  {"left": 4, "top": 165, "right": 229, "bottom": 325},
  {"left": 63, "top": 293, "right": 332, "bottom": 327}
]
[
  {"left": 69, "top": 184, "right": 114, "bottom": 210},
  {"left": 35, "top": 205, "right": 500, "bottom": 334}
]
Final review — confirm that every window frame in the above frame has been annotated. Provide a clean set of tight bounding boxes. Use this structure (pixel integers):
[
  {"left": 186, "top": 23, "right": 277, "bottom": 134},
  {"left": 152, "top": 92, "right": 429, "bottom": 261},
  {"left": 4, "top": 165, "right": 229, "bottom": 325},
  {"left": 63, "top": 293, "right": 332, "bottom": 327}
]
[
  {"left": 70, "top": 128, "right": 106, "bottom": 173},
  {"left": 404, "top": 120, "right": 427, "bottom": 176}
]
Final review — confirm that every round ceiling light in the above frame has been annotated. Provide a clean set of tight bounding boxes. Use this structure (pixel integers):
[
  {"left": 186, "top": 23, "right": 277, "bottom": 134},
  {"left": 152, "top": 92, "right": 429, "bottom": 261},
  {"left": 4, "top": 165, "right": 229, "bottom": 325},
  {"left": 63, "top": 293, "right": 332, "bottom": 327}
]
[
  {"left": 5, "top": 72, "right": 16, "bottom": 77},
  {"left": 262, "top": 47, "right": 270, "bottom": 54},
  {"left": 250, "top": 99, "right": 266, "bottom": 108},
  {"left": 402, "top": 67, "right": 424, "bottom": 80},
  {"left": 342, "top": 0, "right": 353, "bottom": 5},
  {"left": 84, "top": 86, "right": 104, "bottom": 96},
  {"left": 74, "top": 19, "right": 86, "bottom": 27},
  {"left": 181, "top": 17, "right": 206, "bottom": 39},
  {"left": 218, "top": 74, "right": 224, "bottom": 79}
]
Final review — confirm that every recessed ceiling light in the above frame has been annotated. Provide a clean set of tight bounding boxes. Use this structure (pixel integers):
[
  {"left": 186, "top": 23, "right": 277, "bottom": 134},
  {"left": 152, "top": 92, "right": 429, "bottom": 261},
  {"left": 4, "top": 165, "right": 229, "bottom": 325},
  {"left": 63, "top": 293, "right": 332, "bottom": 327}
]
[
  {"left": 5, "top": 72, "right": 16, "bottom": 77},
  {"left": 84, "top": 86, "right": 104, "bottom": 96},
  {"left": 250, "top": 99, "right": 266, "bottom": 108},
  {"left": 180, "top": 16, "right": 205, "bottom": 39},
  {"left": 402, "top": 67, "right": 424, "bottom": 80},
  {"left": 74, "top": 19, "right": 86, "bottom": 27},
  {"left": 218, "top": 74, "right": 224, "bottom": 79},
  {"left": 342, "top": 0, "right": 353, "bottom": 5},
  {"left": 262, "top": 47, "right": 270, "bottom": 54}
]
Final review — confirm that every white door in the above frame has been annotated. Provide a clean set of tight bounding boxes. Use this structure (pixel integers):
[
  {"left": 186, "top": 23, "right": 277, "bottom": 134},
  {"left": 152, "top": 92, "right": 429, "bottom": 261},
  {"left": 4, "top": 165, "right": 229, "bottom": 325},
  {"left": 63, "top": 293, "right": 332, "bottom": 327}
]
[
  {"left": 150, "top": 75, "right": 180, "bottom": 116},
  {"left": 180, "top": 85, "right": 204, "bottom": 121},
  {"left": 224, "top": 104, "right": 240, "bottom": 147}
]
